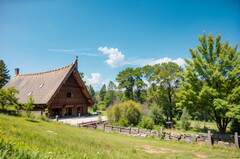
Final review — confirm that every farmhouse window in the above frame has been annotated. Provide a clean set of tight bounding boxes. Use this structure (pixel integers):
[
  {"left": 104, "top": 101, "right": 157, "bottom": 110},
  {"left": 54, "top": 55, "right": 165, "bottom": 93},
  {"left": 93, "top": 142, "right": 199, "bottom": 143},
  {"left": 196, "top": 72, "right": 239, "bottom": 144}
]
[{"left": 67, "top": 92, "right": 72, "bottom": 98}]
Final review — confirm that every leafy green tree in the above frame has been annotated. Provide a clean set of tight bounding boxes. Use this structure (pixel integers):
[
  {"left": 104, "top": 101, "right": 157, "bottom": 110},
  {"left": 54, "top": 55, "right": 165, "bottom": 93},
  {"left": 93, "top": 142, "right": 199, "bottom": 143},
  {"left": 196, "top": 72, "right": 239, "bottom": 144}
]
[
  {"left": 116, "top": 67, "right": 146, "bottom": 102},
  {"left": 0, "top": 87, "right": 19, "bottom": 111},
  {"left": 134, "top": 67, "right": 147, "bottom": 103},
  {"left": 0, "top": 60, "right": 10, "bottom": 88},
  {"left": 147, "top": 62, "right": 183, "bottom": 122},
  {"left": 177, "top": 33, "right": 240, "bottom": 134},
  {"left": 116, "top": 68, "right": 135, "bottom": 100},
  {"left": 23, "top": 95, "right": 35, "bottom": 117},
  {"left": 107, "top": 100, "right": 143, "bottom": 126},
  {"left": 99, "top": 84, "right": 107, "bottom": 101}
]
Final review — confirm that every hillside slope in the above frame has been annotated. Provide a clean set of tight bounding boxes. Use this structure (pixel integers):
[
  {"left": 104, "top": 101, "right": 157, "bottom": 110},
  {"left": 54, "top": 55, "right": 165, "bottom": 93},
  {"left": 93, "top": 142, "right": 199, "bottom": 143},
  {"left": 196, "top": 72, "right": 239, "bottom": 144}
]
[{"left": 0, "top": 114, "right": 239, "bottom": 159}]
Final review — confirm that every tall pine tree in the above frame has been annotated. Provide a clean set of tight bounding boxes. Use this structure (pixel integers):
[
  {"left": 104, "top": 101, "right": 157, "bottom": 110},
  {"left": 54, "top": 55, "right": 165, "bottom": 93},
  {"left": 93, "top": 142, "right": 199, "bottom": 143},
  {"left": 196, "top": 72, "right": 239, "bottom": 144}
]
[
  {"left": 0, "top": 59, "right": 10, "bottom": 88},
  {"left": 99, "top": 84, "right": 107, "bottom": 101}
]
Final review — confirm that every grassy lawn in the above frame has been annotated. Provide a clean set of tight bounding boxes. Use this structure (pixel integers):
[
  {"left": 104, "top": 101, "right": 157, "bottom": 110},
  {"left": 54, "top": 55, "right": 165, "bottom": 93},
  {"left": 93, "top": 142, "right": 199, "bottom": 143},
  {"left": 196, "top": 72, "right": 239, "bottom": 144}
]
[{"left": 0, "top": 113, "right": 239, "bottom": 159}]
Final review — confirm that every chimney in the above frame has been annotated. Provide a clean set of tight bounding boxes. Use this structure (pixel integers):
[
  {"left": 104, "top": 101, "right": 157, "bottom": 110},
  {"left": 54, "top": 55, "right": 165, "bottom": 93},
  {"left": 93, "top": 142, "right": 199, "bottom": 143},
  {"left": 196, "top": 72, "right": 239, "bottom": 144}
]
[{"left": 15, "top": 68, "right": 19, "bottom": 76}]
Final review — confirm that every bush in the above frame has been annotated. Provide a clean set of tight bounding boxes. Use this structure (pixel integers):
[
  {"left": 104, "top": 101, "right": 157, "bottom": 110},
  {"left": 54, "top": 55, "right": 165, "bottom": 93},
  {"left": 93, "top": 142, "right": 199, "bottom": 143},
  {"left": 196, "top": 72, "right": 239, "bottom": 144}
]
[
  {"left": 119, "top": 117, "right": 128, "bottom": 127},
  {"left": 138, "top": 116, "right": 154, "bottom": 129},
  {"left": 194, "top": 121, "right": 201, "bottom": 130},
  {"left": 148, "top": 103, "right": 165, "bottom": 125},
  {"left": 91, "top": 104, "right": 98, "bottom": 112},
  {"left": 97, "top": 101, "right": 107, "bottom": 111},
  {"left": 107, "top": 100, "right": 142, "bottom": 126},
  {"left": 180, "top": 107, "right": 191, "bottom": 131},
  {"left": 0, "top": 87, "right": 19, "bottom": 111},
  {"left": 230, "top": 118, "right": 240, "bottom": 134},
  {"left": 38, "top": 115, "right": 50, "bottom": 122},
  {"left": 22, "top": 95, "right": 34, "bottom": 117}
]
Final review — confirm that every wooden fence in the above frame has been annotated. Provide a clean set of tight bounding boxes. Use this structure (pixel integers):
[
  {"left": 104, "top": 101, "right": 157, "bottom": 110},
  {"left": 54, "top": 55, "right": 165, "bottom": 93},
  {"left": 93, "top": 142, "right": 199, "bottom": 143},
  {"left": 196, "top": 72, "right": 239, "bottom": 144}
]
[{"left": 77, "top": 121, "right": 239, "bottom": 149}]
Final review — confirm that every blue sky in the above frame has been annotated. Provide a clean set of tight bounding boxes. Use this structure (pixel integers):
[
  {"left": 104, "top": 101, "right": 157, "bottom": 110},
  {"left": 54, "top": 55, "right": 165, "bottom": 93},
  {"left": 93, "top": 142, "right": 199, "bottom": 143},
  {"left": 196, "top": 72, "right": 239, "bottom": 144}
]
[{"left": 1, "top": 0, "right": 239, "bottom": 90}]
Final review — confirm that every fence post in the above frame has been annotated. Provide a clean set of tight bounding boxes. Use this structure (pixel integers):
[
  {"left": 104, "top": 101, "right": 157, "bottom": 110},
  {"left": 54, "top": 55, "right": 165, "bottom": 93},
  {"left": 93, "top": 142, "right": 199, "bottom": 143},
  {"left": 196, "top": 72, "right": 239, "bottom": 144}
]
[
  {"left": 111, "top": 125, "right": 113, "bottom": 131},
  {"left": 129, "top": 127, "right": 131, "bottom": 134},
  {"left": 235, "top": 132, "right": 239, "bottom": 149},
  {"left": 119, "top": 126, "right": 121, "bottom": 133},
  {"left": 208, "top": 130, "right": 212, "bottom": 146},
  {"left": 103, "top": 123, "right": 106, "bottom": 131},
  {"left": 160, "top": 127, "right": 163, "bottom": 140},
  {"left": 137, "top": 128, "right": 139, "bottom": 134}
]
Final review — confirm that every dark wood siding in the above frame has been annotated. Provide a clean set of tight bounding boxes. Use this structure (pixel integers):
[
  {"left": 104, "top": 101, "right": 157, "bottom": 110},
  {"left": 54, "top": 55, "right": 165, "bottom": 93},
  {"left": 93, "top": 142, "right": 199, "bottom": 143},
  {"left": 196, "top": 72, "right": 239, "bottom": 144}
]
[{"left": 49, "top": 73, "right": 89, "bottom": 116}]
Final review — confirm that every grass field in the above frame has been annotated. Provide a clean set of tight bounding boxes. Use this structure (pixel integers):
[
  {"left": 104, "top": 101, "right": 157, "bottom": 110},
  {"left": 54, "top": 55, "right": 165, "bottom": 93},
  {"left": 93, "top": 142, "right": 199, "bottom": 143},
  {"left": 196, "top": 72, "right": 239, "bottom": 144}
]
[{"left": 0, "top": 113, "right": 240, "bottom": 159}]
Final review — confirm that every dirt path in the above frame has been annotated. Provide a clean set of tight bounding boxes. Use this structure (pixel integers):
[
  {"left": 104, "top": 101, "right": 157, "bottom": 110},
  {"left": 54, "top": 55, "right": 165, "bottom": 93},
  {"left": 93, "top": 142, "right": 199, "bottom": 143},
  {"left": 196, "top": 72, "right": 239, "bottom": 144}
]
[{"left": 138, "top": 144, "right": 208, "bottom": 158}]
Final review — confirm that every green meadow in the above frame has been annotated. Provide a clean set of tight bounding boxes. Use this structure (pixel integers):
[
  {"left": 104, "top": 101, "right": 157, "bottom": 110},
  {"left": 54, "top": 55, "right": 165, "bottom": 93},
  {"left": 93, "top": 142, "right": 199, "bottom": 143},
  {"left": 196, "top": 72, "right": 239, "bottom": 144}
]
[{"left": 0, "top": 113, "right": 240, "bottom": 159}]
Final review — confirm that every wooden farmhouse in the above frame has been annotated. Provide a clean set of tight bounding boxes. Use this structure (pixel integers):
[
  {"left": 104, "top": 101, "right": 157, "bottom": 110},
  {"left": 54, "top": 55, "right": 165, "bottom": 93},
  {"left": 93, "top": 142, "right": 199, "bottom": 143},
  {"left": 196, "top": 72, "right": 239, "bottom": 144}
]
[{"left": 3, "top": 58, "right": 94, "bottom": 117}]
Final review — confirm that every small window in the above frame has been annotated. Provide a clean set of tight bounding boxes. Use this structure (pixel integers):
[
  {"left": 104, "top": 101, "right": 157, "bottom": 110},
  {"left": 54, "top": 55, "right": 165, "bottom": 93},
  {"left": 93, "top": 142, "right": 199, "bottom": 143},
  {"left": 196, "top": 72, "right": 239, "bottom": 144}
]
[
  {"left": 39, "top": 83, "right": 44, "bottom": 88},
  {"left": 67, "top": 92, "right": 72, "bottom": 98},
  {"left": 27, "top": 91, "right": 33, "bottom": 96}
]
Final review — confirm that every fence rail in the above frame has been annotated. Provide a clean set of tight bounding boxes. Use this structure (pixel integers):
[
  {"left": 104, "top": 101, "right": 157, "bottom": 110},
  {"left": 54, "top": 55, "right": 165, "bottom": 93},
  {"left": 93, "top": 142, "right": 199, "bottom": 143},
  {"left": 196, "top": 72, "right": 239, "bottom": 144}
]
[{"left": 77, "top": 121, "right": 239, "bottom": 149}]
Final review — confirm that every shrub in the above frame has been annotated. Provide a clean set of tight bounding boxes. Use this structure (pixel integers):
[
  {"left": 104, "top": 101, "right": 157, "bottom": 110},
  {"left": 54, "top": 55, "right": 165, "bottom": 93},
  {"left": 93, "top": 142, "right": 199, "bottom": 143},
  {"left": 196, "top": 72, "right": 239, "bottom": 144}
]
[
  {"left": 138, "top": 116, "right": 154, "bottom": 129},
  {"left": 194, "top": 121, "right": 201, "bottom": 130},
  {"left": 22, "top": 95, "right": 35, "bottom": 117},
  {"left": 107, "top": 100, "right": 142, "bottom": 126},
  {"left": 148, "top": 103, "right": 165, "bottom": 125},
  {"left": 91, "top": 104, "right": 98, "bottom": 112},
  {"left": 230, "top": 118, "right": 240, "bottom": 134},
  {"left": 119, "top": 117, "right": 128, "bottom": 127},
  {"left": 180, "top": 107, "right": 191, "bottom": 131},
  {"left": 97, "top": 101, "right": 107, "bottom": 111},
  {"left": 0, "top": 87, "right": 19, "bottom": 111}
]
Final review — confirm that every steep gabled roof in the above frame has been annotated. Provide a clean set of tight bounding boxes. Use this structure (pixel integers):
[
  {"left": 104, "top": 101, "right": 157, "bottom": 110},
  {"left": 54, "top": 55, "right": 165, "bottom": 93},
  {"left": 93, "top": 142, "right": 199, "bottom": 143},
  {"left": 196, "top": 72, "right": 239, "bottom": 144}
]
[{"left": 3, "top": 59, "right": 94, "bottom": 105}]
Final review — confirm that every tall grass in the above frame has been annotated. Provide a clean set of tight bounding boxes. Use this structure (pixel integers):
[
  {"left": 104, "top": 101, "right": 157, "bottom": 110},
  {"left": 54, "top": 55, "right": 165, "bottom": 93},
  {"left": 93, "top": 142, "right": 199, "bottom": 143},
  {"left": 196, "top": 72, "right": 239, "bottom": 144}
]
[{"left": 0, "top": 113, "right": 240, "bottom": 159}]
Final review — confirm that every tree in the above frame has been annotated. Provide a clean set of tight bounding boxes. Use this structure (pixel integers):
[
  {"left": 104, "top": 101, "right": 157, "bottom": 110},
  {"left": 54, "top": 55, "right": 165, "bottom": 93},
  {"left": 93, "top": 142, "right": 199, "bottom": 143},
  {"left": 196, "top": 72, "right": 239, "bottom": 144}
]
[
  {"left": 133, "top": 67, "right": 147, "bottom": 103},
  {"left": 87, "top": 85, "right": 95, "bottom": 99},
  {"left": 78, "top": 71, "right": 86, "bottom": 84},
  {"left": 147, "top": 62, "right": 183, "bottom": 122},
  {"left": 0, "top": 87, "right": 19, "bottom": 111},
  {"left": 23, "top": 95, "right": 35, "bottom": 117},
  {"left": 99, "top": 84, "right": 107, "bottom": 101},
  {"left": 116, "top": 68, "right": 135, "bottom": 100},
  {"left": 106, "top": 81, "right": 117, "bottom": 106},
  {"left": 0, "top": 60, "right": 10, "bottom": 88},
  {"left": 177, "top": 33, "right": 240, "bottom": 134},
  {"left": 116, "top": 67, "right": 146, "bottom": 102}
]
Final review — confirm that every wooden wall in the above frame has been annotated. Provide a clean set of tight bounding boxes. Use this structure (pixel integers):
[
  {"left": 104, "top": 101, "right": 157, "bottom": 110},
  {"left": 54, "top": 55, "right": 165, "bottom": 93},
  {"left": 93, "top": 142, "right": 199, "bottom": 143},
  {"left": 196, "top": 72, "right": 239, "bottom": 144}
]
[{"left": 49, "top": 73, "right": 90, "bottom": 116}]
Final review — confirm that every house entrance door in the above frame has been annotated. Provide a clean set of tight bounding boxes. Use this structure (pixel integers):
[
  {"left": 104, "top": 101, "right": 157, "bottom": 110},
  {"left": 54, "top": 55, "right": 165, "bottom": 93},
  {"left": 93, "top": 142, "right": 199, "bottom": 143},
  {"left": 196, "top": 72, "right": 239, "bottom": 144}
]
[
  {"left": 66, "top": 107, "right": 72, "bottom": 116},
  {"left": 77, "top": 107, "right": 83, "bottom": 116},
  {"left": 52, "top": 108, "right": 62, "bottom": 117}
]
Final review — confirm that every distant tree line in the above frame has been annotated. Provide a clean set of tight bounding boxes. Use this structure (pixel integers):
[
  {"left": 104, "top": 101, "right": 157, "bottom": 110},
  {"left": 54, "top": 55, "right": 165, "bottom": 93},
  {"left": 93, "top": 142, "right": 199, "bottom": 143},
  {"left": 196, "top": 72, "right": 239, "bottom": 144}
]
[{"left": 86, "top": 33, "right": 240, "bottom": 134}]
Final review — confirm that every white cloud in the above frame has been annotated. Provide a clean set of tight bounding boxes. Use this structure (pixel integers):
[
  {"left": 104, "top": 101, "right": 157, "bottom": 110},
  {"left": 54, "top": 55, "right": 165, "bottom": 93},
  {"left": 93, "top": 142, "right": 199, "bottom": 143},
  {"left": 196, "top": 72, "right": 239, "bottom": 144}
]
[
  {"left": 147, "top": 57, "right": 186, "bottom": 66},
  {"left": 84, "top": 73, "right": 101, "bottom": 86},
  {"left": 98, "top": 46, "right": 125, "bottom": 68},
  {"left": 124, "top": 57, "right": 186, "bottom": 67}
]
